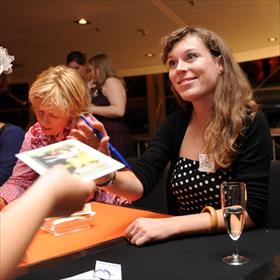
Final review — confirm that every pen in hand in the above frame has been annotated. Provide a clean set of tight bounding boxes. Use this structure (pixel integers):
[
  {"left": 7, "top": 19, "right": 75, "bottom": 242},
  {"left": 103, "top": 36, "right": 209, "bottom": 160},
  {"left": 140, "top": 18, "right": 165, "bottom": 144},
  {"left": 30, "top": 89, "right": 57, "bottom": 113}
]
[{"left": 80, "top": 114, "right": 131, "bottom": 169}]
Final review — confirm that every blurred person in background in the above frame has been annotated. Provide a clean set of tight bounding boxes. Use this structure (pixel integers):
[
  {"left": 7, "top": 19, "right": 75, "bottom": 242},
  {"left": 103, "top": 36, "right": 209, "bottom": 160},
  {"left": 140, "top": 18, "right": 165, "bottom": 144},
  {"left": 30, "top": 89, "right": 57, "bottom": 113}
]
[
  {"left": 0, "top": 47, "right": 25, "bottom": 185},
  {"left": 66, "top": 50, "right": 93, "bottom": 89},
  {"left": 88, "top": 53, "right": 135, "bottom": 158}
]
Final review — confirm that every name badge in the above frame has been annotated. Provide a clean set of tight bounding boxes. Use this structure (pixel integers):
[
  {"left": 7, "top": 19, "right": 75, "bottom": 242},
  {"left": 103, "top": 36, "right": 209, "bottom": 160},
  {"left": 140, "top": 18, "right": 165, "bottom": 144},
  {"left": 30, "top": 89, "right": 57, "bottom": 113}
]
[{"left": 198, "top": 154, "right": 215, "bottom": 173}]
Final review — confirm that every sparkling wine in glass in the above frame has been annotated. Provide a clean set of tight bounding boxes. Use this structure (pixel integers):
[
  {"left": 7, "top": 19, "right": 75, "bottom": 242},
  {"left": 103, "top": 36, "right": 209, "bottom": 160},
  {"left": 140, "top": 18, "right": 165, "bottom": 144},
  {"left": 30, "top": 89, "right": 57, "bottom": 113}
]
[{"left": 221, "top": 182, "right": 249, "bottom": 265}]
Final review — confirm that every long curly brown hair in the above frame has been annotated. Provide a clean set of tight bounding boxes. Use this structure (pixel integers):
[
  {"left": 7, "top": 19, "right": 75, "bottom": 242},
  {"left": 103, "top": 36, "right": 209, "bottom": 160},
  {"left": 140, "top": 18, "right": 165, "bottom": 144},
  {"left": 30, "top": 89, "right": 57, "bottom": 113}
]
[{"left": 161, "top": 26, "right": 258, "bottom": 169}]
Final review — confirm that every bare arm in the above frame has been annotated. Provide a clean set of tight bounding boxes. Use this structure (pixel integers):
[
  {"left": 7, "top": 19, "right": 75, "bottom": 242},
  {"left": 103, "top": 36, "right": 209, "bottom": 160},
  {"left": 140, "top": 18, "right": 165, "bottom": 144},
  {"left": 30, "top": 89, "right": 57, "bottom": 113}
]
[
  {"left": 99, "top": 170, "right": 144, "bottom": 201},
  {"left": 124, "top": 209, "right": 255, "bottom": 246},
  {"left": 91, "top": 77, "right": 126, "bottom": 118},
  {"left": 0, "top": 165, "right": 96, "bottom": 279}
]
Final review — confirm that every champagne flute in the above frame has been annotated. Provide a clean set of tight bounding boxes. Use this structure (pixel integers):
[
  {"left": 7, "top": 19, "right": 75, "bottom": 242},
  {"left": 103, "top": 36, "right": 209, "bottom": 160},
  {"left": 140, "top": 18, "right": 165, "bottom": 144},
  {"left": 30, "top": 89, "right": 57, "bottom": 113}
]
[{"left": 221, "top": 182, "right": 249, "bottom": 265}]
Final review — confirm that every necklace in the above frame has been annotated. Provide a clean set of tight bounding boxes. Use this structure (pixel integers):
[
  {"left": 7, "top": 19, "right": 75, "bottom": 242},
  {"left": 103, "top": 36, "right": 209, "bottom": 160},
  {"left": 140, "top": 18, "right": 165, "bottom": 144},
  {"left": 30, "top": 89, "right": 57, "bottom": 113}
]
[{"left": 92, "top": 89, "right": 100, "bottom": 98}]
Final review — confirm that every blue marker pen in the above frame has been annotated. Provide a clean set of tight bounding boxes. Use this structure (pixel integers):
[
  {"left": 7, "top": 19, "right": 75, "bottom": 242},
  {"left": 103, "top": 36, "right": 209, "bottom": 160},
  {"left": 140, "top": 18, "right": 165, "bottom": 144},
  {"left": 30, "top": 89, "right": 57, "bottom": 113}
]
[{"left": 80, "top": 114, "right": 131, "bottom": 169}]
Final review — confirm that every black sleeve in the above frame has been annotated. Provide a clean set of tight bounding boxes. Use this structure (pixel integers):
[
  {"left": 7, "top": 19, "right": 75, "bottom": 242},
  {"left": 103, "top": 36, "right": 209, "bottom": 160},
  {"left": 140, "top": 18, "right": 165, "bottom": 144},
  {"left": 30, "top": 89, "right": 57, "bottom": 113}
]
[
  {"left": 131, "top": 111, "right": 189, "bottom": 196},
  {"left": 232, "top": 112, "right": 272, "bottom": 225}
]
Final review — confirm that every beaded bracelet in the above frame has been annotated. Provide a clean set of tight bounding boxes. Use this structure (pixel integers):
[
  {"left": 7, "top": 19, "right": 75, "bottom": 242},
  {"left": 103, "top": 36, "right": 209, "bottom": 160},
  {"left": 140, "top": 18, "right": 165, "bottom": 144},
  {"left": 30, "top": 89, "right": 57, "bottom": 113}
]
[
  {"left": 201, "top": 206, "right": 218, "bottom": 234},
  {"left": 96, "top": 172, "right": 116, "bottom": 187}
]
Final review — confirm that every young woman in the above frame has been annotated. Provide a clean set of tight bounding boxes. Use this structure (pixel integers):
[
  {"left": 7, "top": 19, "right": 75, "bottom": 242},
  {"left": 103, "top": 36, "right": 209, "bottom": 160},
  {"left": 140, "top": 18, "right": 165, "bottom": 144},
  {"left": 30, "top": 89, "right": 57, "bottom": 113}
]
[
  {"left": 88, "top": 53, "right": 135, "bottom": 158},
  {"left": 0, "top": 65, "right": 129, "bottom": 210},
  {"left": 85, "top": 26, "right": 272, "bottom": 246}
]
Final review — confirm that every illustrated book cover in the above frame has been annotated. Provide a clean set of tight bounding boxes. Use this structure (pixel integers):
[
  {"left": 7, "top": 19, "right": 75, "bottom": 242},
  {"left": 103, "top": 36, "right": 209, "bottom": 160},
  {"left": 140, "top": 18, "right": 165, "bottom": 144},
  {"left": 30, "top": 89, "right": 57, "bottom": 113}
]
[{"left": 16, "top": 139, "right": 124, "bottom": 181}]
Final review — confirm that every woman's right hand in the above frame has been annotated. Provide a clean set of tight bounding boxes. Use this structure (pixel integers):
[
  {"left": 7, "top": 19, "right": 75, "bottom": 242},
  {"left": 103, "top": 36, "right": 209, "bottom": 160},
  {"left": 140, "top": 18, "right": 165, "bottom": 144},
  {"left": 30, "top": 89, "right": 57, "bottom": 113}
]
[
  {"left": 124, "top": 217, "right": 176, "bottom": 246},
  {"left": 68, "top": 117, "right": 110, "bottom": 156}
]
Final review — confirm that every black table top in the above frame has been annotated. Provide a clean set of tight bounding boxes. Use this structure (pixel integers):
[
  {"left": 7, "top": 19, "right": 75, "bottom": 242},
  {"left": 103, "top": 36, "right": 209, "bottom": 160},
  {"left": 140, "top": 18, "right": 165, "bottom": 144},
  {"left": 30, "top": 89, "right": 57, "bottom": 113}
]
[{"left": 16, "top": 227, "right": 280, "bottom": 280}]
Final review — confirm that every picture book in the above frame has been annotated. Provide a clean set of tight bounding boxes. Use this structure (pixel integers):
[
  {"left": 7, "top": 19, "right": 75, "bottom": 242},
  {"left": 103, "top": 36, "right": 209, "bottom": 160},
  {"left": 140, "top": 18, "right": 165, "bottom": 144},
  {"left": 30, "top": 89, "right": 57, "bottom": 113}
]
[{"left": 16, "top": 139, "right": 125, "bottom": 181}]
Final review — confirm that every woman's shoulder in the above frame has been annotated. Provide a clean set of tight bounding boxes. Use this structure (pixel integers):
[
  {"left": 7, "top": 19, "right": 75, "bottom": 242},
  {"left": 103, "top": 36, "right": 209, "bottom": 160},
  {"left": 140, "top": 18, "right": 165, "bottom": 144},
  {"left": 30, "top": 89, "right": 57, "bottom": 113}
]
[
  {"left": 104, "top": 76, "right": 123, "bottom": 86},
  {"left": 102, "top": 76, "right": 126, "bottom": 97},
  {"left": 246, "top": 111, "right": 270, "bottom": 132},
  {"left": 103, "top": 76, "right": 125, "bottom": 89},
  {"left": 255, "top": 111, "right": 268, "bottom": 123},
  {"left": 239, "top": 110, "right": 272, "bottom": 151}
]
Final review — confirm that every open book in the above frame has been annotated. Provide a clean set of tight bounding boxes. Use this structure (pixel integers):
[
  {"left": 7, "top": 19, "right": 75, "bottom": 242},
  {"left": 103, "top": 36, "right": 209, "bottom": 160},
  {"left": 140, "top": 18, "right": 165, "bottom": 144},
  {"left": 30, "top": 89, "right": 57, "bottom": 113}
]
[{"left": 16, "top": 139, "right": 124, "bottom": 182}]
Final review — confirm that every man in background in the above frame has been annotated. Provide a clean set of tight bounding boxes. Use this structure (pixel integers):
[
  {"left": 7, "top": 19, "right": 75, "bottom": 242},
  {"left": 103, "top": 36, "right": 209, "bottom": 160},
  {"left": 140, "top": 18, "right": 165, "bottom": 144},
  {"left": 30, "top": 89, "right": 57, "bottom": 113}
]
[{"left": 66, "top": 51, "right": 91, "bottom": 84}]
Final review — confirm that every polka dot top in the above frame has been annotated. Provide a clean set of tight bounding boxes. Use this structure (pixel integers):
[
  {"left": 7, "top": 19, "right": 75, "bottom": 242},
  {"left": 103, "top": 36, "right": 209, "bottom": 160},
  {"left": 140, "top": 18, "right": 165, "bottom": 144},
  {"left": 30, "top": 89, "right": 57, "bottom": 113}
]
[{"left": 171, "top": 157, "right": 232, "bottom": 215}]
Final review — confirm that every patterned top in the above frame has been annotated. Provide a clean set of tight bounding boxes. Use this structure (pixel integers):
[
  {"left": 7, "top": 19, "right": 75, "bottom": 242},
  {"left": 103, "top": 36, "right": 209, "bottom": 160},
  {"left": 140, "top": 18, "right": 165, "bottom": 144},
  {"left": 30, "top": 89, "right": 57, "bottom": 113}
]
[
  {"left": 0, "top": 115, "right": 130, "bottom": 206},
  {"left": 170, "top": 158, "right": 232, "bottom": 215}
]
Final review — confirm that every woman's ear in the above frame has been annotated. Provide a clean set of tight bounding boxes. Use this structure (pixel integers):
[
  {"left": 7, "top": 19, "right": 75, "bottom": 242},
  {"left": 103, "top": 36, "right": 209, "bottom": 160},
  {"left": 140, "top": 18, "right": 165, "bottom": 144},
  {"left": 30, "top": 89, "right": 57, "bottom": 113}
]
[{"left": 217, "top": 55, "right": 224, "bottom": 74}]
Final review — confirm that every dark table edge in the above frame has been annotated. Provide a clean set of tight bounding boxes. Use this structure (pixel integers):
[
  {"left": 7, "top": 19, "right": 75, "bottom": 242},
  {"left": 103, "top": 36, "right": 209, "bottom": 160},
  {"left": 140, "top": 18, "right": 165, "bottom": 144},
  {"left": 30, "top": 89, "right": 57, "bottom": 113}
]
[{"left": 15, "top": 236, "right": 127, "bottom": 278}]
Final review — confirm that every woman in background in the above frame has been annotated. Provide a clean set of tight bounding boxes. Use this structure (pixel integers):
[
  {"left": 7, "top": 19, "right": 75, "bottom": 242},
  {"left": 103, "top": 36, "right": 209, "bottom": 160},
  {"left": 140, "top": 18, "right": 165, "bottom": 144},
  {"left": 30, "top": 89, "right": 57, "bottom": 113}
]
[{"left": 88, "top": 53, "right": 135, "bottom": 158}]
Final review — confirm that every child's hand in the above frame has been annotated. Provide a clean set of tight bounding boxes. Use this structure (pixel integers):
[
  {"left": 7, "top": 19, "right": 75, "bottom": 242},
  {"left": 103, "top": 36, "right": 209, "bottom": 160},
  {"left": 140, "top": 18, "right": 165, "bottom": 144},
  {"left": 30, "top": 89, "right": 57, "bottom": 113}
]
[{"left": 35, "top": 165, "right": 96, "bottom": 217}]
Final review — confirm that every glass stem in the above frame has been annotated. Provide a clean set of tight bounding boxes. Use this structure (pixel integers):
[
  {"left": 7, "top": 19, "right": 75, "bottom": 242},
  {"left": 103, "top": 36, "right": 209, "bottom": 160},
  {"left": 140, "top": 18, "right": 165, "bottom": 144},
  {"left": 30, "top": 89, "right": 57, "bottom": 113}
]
[{"left": 233, "top": 240, "right": 239, "bottom": 257}]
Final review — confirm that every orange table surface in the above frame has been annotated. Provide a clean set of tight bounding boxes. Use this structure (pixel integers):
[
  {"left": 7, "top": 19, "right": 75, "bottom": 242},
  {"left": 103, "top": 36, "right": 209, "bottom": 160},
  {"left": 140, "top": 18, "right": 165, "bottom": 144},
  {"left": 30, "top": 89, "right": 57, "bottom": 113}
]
[{"left": 19, "top": 202, "right": 170, "bottom": 267}]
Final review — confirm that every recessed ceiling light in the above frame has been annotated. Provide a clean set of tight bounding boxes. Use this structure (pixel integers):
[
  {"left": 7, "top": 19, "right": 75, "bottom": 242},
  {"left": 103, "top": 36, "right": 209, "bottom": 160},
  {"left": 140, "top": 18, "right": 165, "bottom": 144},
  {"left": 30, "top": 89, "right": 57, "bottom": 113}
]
[
  {"left": 74, "top": 18, "right": 91, "bottom": 25},
  {"left": 136, "top": 28, "right": 148, "bottom": 36},
  {"left": 268, "top": 37, "right": 277, "bottom": 42},
  {"left": 145, "top": 53, "right": 155, "bottom": 57}
]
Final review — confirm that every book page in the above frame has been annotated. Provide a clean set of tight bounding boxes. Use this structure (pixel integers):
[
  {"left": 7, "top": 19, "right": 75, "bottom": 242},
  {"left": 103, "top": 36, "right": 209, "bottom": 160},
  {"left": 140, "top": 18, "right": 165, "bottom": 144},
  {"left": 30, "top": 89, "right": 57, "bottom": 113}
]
[{"left": 16, "top": 139, "right": 124, "bottom": 181}]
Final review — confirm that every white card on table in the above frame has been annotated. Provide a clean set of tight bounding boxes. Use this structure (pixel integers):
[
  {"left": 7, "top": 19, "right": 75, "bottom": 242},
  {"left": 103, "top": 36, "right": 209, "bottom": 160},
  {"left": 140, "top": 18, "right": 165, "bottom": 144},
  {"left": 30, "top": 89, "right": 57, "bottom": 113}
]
[{"left": 95, "top": 260, "right": 122, "bottom": 280}]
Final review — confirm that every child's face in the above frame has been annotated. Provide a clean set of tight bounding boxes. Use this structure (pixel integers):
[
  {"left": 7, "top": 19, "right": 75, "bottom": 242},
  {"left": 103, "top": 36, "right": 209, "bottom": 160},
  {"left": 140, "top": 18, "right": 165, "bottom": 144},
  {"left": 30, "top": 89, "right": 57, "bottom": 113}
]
[{"left": 33, "top": 102, "right": 69, "bottom": 136}]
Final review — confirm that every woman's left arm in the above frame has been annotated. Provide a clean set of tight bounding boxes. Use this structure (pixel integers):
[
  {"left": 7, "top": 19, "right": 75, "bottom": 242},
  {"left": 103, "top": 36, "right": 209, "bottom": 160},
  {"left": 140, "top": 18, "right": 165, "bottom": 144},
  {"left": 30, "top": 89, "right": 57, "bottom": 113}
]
[{"left": 124, "top": 208, "right": 254, "bottom": 246}]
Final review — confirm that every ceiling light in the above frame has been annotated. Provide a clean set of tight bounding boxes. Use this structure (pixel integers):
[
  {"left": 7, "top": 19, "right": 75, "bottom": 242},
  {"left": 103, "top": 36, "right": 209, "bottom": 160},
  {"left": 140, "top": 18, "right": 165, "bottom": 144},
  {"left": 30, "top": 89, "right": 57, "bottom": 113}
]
[
  {"left": 145, "top": 53, "right": 155, "bottom": 57},
  {"left": 268, "top": 37, "right": 277, "bottom": 42},
  {"left": 92, "top": 27, "right": 100, "bottom": 33},
  {"left": 136, "top": 28, "right": 148, "bottom": 36},
  {"left": 74, "top": 18, "right": 91, "bottom": 25},
  {"left": 188, "top": 0, "right": 197, "bottom": 6}
]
